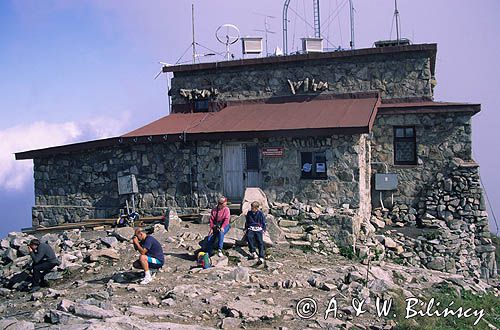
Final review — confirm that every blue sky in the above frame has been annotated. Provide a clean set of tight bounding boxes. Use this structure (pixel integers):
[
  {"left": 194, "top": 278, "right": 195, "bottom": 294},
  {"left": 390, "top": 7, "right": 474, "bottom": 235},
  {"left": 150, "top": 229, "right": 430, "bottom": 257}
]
[{"left": 0, "top": 0, "right": 499, "bottom": 236}]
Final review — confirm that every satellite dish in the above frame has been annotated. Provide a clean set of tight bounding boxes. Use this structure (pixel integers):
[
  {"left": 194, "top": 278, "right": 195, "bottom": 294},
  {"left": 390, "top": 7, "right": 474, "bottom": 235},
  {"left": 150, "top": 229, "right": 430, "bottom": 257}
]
[{"left": 216, "top": 24, "right": 240, "bottom": 60}]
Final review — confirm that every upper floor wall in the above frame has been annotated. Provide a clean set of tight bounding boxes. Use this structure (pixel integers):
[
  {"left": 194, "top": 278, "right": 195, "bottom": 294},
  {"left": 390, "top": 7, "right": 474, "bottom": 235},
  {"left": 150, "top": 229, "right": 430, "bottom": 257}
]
[{"left": 167, "top": 44, "right": 436, "bottom": 109}]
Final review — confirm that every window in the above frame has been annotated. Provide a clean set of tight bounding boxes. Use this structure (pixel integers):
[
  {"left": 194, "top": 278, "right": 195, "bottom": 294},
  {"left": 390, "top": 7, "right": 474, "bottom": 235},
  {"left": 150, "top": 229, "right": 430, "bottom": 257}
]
[
  {"left": 194, "top": 99, "right": 209, "bottom": 112},
  {"left": 393, "top": 126, "right": 417, "bottom": 165},
  {"left": 245, "top": 145, "right": 259, "bottom": 170},
  {"left": 301, "top": 151, "right": 327, "bottom": 179}
]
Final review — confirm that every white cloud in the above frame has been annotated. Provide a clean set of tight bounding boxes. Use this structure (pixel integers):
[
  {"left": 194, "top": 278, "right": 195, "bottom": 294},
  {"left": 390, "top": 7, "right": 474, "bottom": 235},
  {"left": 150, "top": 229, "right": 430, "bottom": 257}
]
[{"left": 0, "top": 114, "right": 131, "bottom": 191}]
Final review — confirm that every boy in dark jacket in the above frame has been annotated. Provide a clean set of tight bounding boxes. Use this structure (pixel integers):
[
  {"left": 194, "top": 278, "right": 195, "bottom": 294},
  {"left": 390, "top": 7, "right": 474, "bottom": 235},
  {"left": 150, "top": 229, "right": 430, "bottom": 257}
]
[{"left": 245, "top": 201, "right": 267, "bottom": 264}]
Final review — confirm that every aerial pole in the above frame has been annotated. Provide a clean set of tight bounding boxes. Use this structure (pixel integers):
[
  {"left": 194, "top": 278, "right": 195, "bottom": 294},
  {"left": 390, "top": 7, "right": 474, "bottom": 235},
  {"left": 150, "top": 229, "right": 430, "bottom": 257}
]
[
  {"left": 349, "top": 0, "right": 355, "bottom": 49},
  {"left": 283, "top": 0, "right": 291, "bottom": 55},
  {"left": 192, "top": 4, "right": 196, "bottom": 63},
  {"left": 394, "top": 0, "right": 400, "bottom": 42},
  {"left": 313, "top": 0, "right": 321, "bottom": 38}
]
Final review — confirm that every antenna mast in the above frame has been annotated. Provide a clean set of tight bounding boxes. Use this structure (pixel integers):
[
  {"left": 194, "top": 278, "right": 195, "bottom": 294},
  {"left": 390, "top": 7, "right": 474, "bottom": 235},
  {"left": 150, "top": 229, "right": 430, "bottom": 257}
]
[
  {"left": 394, "top": 0, "right": 401, "bottom": 42},
  {"left": 192, "top": 4, "right": 196, "bottom": 64},
  {"left": 313, "top": 0, "right": 321, "bottom": 38},
  {"left": 349, "top": 0, "right": 355, "bottom": 49},
  {"left": 283, "top": 0, "right": 291, "bottom": 55}
]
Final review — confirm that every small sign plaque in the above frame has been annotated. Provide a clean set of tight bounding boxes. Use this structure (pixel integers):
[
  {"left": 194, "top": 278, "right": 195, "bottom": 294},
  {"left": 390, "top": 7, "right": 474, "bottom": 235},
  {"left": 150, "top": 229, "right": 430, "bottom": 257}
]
[{"left": 262, "top": 147, "right": 284, "bottom": 157}]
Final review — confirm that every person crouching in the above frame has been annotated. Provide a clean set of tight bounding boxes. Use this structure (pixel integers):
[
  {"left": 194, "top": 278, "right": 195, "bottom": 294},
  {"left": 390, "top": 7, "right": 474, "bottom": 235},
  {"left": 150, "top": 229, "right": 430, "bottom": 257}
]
[
  {"left": 132, "top": 228, "right": 164, "bottom": 284},
  {"left": 245, "top": 201, "right": 267, "bottom": 265},
  {"left": 28, "top": 239, "right": 60, "bottom": 292}
]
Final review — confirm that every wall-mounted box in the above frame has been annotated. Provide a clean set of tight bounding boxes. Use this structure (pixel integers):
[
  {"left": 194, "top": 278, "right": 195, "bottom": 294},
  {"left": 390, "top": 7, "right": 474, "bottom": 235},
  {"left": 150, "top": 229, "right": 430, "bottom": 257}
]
[
  {"left": 118, "top": 174, "right": 138, "bottom": 195},
  {"left": 241, "top": 37, "right": 263, "bottom": 54},
  {"left": 375, "top": 173, "right": 398, "bottom": 191}
]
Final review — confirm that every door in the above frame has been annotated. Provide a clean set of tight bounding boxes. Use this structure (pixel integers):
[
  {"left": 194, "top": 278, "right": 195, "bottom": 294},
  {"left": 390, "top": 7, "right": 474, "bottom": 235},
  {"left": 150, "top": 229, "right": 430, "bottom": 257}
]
[
  {"left": 244, "top": 145, "right": 261, "bottom": 187},
  {"left": 223, "top": 144, "right": 244, "bottom": 200}
]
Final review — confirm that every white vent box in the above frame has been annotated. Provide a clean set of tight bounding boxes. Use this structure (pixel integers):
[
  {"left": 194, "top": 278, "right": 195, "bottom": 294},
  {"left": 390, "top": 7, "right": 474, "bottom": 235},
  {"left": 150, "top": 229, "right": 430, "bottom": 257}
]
[
  {"left": 241, "top": 37, "right": 263, "bottom": 54},
  {"left": 118, "top": 174, "right": 138, "bottom": 195},
  {"left": 375, "top": 173, "right": 398, "bottom": 191},
  {"left": 301, "top": 37, "right": 323, "bottom": 53}
]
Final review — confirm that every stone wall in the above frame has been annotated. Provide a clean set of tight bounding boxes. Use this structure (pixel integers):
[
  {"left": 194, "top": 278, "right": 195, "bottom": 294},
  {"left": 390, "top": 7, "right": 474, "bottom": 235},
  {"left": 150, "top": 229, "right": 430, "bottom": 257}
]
[
  {"left": 369, "top": 160, "right": 497, "bottom": 279},
  {"left": 370, "top": 112, "right": 472, "bottom": 207},
  {"left": 259, "top": 135, "right": 363, "bottom": 208},
  {"left": 33, "top": 135, "right": 366, "bottom": 227},
  {"left": 170, "top": 52, "right": 433, "bottom": 106}
]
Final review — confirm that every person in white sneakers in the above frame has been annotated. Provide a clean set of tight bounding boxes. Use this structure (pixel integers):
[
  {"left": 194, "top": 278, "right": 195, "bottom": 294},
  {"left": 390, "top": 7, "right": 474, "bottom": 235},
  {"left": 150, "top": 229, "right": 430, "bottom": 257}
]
[
  {"left": 205, "top": 196, "right": 231, "bottom": 257},
  {"left": 132, "top": 228, "right": 164, "bottom": 284},
  {"left": 244, "top": 201, "right": 267, "bottom": 265}
]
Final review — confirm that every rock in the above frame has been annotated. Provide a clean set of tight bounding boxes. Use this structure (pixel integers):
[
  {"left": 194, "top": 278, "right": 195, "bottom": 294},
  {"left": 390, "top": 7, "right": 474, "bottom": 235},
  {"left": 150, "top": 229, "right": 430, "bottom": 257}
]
[
  {"left": 279, "top": 220, "right": 298, "bottom": 227},
  {"left": 211, "top": 255, "right": 229, "bottom": 267},
  {"left": 49, "top": 309, "right": 84, "bottom": 325},
  {"left": 112, "top": 227, "right": 135, "bottom": 242},
  {"left": 290, "top": 240, "right": 311, "bottom": 247},
  {"left": 241, "top": 188, "right": 270, "bottom": 215},
  {"left": 87, "top": 248, "right": 119, "bottom": 262},
  {"left": 427, "top": 257, "right": 446, "bottom": 271},
  {"left": 72, "top": 303, "right": 120, "bottom": 319},
  {"left": 370, "top": 218, "right": 385, "bottom": 229},
  {"left": 145, "top": 296, "right": 160, "bottom": 306},
  {"left": 224, "top": 296, "right": 283, "bottom": 319},
  {"left": 0, "top": 318, "right": 35, "bottom": 329},
  {"left": 221, "top": 317, "right": 242, "bottom": 329},
  {"left": 100, "top": 237, "right": 118, "bottom": 248},
  {"left": 384, "top": 237, "right": 397, "bottom": 249},
  {"left": 227, "top": 266, "right": 249, "bottom": 282}
]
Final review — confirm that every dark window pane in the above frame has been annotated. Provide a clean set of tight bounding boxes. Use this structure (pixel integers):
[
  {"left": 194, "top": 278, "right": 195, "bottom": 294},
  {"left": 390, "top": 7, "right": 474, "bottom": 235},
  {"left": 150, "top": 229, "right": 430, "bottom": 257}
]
[
  {"left": 301, "top": 152, "right": 313, "bottom": 178},
  {"left": 405, "top": 127, "right": 414, "bottom": 137},
  {"left": 194, "top": 99, "right": 209, "bottom": 112},
  {"left": 246, "top": 146, "right": 259, "bottom": 170},
  {"left": 395, "top": 128, "right": 405, "bottom": 138},
  {"left": 395, "top": 141, "right": 415, "bottom": 162}
]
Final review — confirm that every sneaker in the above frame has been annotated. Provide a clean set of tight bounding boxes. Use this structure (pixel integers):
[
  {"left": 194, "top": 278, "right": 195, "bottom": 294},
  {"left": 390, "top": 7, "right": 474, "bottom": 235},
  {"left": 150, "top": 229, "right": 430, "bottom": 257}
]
[
  {"left": 217, "top": 249, "right": 223, "bottom": 257},
  {"left": 257, "top": 257, "right": 265, "bottom": 265},
  {"left": 140, "top": 275, "right": 153, "bottom": 285},
  {"left": 248, "top": 252, "right": 258, "bottom": 260}
]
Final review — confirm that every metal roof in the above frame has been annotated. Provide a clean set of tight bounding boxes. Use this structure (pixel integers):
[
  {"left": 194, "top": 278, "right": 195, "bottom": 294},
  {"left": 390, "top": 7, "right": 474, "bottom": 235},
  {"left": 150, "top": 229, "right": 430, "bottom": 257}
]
[
  {"left": 15, "top": 96, "right": 480, "bottom": 160},
  {"left": 123, "top": 94, "right": 380, "bottom": 138}
]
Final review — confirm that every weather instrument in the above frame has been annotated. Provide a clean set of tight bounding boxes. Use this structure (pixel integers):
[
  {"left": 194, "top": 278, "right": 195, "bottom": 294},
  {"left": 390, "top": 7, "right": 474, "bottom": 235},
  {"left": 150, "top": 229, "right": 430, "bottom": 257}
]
[{"left": 216, "top": 24, "right": 240, "bottom": 60}]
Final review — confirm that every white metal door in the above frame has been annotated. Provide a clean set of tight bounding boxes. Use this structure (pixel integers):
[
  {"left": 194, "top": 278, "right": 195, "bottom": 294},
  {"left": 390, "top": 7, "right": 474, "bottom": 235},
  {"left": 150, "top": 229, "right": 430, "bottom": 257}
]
[{"left": 223, "top": 144, "right": 244, "bottom": 200}]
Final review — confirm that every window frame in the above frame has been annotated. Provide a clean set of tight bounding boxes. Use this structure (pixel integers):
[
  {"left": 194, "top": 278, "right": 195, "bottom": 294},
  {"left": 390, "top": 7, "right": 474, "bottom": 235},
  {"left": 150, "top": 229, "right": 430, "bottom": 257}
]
[
  {"left": 300, "top": 151, "right": 327, "bottom": 180},
  {"left": 393, "top": 126, "right": 417, "bottom": 165}
]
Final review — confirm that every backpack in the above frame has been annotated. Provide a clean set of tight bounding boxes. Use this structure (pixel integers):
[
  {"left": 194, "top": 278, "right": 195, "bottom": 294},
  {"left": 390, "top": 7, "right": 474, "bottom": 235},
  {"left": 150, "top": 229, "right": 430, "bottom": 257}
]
[{"left": 197, "top": 252, "right": 211, "bottom": 269}]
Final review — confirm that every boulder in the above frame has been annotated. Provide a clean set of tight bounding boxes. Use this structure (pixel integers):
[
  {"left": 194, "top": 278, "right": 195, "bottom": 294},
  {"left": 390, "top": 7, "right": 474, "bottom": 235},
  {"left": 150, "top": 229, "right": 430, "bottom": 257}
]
[
  {"left": 0, "top": 318, "right": 35, "bottom": 330},
  {"left": 100, "top": 237, "right": 119, "bottom": 248},
  {"left": 87, "top": 248, "right": 120, "bottom": 262},
  {"left": 112, "top": 227, "right": 135, "bottom": 242},
  {"left": 241, "top": 188, "right": 270, "bottom": 215}
]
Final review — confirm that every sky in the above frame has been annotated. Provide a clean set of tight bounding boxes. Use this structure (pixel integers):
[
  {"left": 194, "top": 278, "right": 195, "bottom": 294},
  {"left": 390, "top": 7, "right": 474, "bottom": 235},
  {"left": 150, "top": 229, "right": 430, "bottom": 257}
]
[{"left": 0, "top": 0, "right": 499, "bottom": 237}]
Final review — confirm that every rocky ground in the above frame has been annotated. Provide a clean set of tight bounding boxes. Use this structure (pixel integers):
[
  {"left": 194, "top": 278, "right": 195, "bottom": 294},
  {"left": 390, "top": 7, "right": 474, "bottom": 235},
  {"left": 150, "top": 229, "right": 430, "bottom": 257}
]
[{"left": 0, "top": 216, "right": 499, "bottom": 330}]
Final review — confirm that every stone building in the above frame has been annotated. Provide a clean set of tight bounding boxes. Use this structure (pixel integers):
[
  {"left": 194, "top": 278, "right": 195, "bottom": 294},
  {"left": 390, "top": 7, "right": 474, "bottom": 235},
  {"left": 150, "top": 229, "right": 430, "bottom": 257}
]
[{"left": 16, "top": 43, "right": 496, "bottom": 277}]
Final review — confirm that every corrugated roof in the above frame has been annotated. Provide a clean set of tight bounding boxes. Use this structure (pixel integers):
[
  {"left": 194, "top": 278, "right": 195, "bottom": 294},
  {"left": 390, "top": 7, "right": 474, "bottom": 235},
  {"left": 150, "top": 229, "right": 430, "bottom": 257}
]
[
  {"left": 123, "top": 96, "right": 380, "bottom": 138},
  {"left": 15, "top": 96, "right": 481, "bottom": 160}
]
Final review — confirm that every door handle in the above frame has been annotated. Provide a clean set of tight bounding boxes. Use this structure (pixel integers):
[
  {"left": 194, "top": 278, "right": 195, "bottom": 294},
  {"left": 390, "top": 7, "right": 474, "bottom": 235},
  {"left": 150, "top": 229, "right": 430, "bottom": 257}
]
[{"left": 243, "top": 172, "right": 246, "bottom": 180}]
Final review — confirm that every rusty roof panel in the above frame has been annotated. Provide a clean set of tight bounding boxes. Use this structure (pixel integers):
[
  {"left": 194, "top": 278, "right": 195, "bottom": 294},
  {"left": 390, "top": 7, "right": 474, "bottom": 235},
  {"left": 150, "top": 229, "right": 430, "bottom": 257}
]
[{"left": 123, "top": 96, "right": 380, "bottom": 138}]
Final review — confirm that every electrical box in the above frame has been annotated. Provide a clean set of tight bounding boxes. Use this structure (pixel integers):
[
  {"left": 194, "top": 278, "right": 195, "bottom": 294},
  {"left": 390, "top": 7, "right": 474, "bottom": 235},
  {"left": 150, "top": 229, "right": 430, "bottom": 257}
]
[
  {"left": 241, "top": 37, "right": 263, "bottom": 54},
  {"left": 375, "top": 173, "right": 398, "bottom": 191},
  {"left": 118, "top": 174, "right": 138, "bottom": 195},
  {"left": 301, "top": 37, "right": 323, "bottom": 53}
]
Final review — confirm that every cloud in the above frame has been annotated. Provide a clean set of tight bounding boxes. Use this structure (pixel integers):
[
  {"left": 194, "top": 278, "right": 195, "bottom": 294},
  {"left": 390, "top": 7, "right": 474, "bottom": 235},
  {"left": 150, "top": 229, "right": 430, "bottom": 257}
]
[{"left": 0, "top": 113, "right": 131, "bottom": 191}]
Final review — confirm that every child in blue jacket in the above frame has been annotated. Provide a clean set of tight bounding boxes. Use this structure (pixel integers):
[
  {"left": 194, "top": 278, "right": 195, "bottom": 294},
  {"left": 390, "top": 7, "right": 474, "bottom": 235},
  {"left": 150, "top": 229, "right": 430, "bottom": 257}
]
[{"left": 245, "top": 201, "right": 267, "bottom": 264}]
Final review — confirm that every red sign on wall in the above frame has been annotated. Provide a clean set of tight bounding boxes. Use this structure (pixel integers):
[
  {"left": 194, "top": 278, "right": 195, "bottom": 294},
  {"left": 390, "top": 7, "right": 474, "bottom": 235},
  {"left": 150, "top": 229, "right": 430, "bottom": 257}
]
[{"left": 262, "top": 147, "right": 284, "bottom": 157}]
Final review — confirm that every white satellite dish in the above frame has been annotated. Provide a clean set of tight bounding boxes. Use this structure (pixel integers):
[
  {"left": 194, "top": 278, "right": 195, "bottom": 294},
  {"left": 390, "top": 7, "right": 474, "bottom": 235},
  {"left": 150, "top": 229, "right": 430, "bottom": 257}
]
[{"left": 216, "top": 24, "right": 240, "bottom": 60}]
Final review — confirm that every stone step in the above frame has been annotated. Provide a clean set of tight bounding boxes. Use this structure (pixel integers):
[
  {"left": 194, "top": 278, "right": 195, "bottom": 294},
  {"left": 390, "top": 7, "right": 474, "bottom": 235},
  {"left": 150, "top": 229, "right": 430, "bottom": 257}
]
[
  {"left": 289, "top": 240, "right": 311, "bottom": 247},
  {"left": 278, "top": 220, "right": 299, "bottom": 227},
  {"left": 285, "top": 233, "right": 305, "bottom": 240}
]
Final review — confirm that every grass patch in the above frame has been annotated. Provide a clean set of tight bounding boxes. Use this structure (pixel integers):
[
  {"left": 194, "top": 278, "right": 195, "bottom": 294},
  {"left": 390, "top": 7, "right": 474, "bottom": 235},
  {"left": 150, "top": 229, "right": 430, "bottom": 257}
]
[{"left": 391, "top": 284, "right": 500, "bottom": 329}]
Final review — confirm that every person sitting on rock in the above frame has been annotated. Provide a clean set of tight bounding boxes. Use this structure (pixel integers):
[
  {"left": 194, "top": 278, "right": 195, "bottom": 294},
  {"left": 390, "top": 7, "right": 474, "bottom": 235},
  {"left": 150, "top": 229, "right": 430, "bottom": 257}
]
[
  {"left": 206, "top": 196, "right": 231, "bottom": 257},
  {"left": 244, "top": 201, "right": 267, "bottom": 264},
  {"left": 132, "top": 228, "right": 164, "bottom": 284},
  {"left": 28, "top": 239, "right": 60, "bottom": 292}
]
